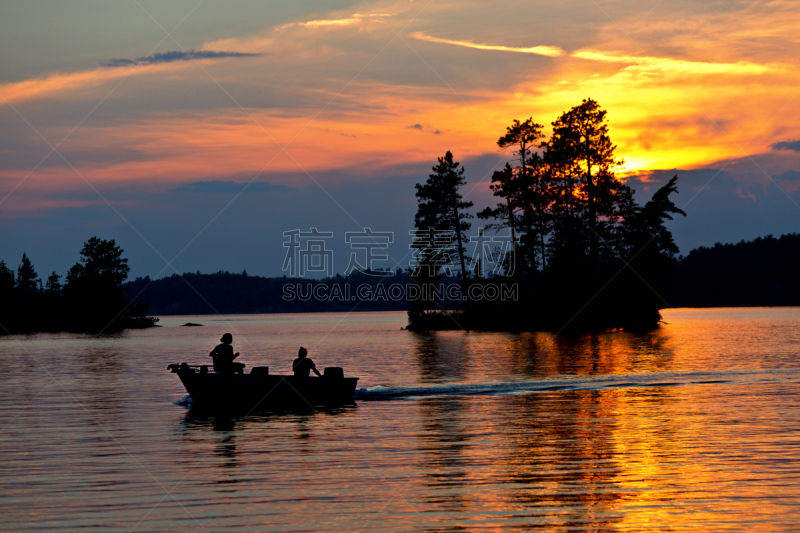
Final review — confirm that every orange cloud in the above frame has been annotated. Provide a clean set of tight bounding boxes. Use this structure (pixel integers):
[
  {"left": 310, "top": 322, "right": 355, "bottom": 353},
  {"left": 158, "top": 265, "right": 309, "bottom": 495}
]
[
  {"left": 571, "top": 50, "right": 778, "bottom": 76},
  {"left": 410, "top": 32, "right": 565, "bottom": 58},
  {"left": 4, "top": 0, "right": 800, "bottom": 215},
  {"left": 275, "top": 12, "right": 396, "bottom": 31},
  {"left": 277, "top": 17, "right": 362, "bottom": 30},
  {"left": 0, "top": 62, "right": 193, "bottom": 105},
  {"left": 1, "top": 66, "right": 134, "bottom": 105}
]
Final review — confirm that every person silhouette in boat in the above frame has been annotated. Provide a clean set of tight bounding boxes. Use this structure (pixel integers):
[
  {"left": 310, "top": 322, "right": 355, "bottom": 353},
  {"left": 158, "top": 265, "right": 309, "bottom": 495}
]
[
  {"left": 210, "top": 333, "right": 240, "bottom": 374},
  {"left": 293, "top": 347, "right": 321, "bottom": 378}
]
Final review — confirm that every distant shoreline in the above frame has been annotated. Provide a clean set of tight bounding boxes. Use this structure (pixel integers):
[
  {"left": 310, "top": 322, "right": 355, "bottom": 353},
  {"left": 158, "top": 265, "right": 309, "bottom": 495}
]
[
  {"left": 123, "top": 233, "right": 800, "bottom": 324},
  {"left": 146, "top": 305, "right": 800, "bottom": 318}
]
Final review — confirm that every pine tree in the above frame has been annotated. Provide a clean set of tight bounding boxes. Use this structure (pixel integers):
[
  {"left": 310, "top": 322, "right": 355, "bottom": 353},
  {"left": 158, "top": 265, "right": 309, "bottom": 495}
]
[
  {"left": 546, "top": 99, "right": 626, "bottom": 275},
  {"left": 66, "top": 237, "right": 130, "bottom": 288},
  {"left": 496, "top": 118, "right": 548, "bottom": 272},
  {"left": 16, "top": 253, "right": 40, "bottom": 301},
  {"left": 45, "top": 272, "right": 62, "bottom": 294},
  {"left": 64, "top": 237, "right": 133, "bottom": 332},
  {"left": 411, "top": 151, "right": 474, "bottom": 315},
  {"left": 474, "top": 100, "right": 686, "bottom": 330}
]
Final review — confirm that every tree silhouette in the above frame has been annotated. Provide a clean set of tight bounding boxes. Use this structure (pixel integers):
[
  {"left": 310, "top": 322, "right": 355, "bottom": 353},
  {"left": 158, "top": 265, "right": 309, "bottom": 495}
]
[
  {"left": 496, "top": 118, "right": 548, "bottom": 271},
  {"left": 413, "top": 151, "right": 474, "bottom": 305},
  {"left": 16, "top": 253, "right": 40, "bottom": 301},
  {"left": 14, "top": 253, "right": 41, "bottom": 330},
  {"left": 0, "top": 261, "right": 14, "bottom": 333},
  {"left": 479, "top": 164, "right": 517, "bottom": 236},
  {"left": 547, "top": 99, "right": 625, "bottom": 276},
  {"left": 497, "top": 118, "right": 544, "bottom": 182},
  {"left": 67, "top": 237, "right": 130, "bottom": 288},
  {"left": 414, "top": 99, "right": 688, "bottom": 331},
  {"left": 62, "top": 237, "right": 154, "bottom": 332},
  {"left": 45, "top": 272, "right": 62, "bottom": 295}
]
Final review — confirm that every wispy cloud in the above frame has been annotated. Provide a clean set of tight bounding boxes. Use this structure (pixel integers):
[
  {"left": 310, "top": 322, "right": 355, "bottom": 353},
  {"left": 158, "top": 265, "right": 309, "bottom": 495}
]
[
  {"left": 351, "top": 13, "right": 396, "bottom": 18},
  {"left": 0, "top": 49, "right": 258, "bottom": 104},
  {"left": 278, "top": 17, "right": 356, "bottom": 30},
  {"left": 103, "top": 49, "right": 259, "bottom": 67},
  {"left": 571, "top": 50, "right": 776, "bottom": 76},
  {"left": 169, "top": 181, "right": 292, "bottom": 193},
  {"left": 277, "top": 12, "right": 395, "bottom": 30},
  {"left": 409, "top": 32, "right": 565, "bottom": 57},
  {"left": 409, "top": 32, "right": 776, "bottom": 77},
  {"left": 0, "top": 65, "right": 146, "bottom": 104}
]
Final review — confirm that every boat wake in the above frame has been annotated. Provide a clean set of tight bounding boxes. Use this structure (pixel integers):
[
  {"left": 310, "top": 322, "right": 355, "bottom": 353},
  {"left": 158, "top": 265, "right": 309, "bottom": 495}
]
[
  {"left": 354, "top": 368, "right": 800, "bottom": 401},
  {"left": 174, "top": 395, "right": 193, "bottom": 407}
]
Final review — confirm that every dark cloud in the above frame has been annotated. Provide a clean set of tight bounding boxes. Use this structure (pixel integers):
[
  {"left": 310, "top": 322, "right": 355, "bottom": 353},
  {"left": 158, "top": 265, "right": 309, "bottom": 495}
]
[
  {"left": 771, "top": 139, "right": 800, "bottom": 152},
  {"left": 774, "top": 169, "right": 800, "bottom": 181},
  {"left": 625, "top": 168, "right": 735, "bottom": 189},
  {"left": 618, "top": 166, "right": 800, "bottom": 256},
  {"left": 102, "top": 50, "right": 260, "bottom": 68},
  {"left": 169, "top": 181, "right": 292, "bottom": 193},
  {"left": 407, "top": 125, "right": 443, "bottom": 134}
]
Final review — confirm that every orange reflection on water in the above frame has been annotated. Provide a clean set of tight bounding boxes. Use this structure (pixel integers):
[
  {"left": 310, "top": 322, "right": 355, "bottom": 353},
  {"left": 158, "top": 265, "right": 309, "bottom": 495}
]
[
  {"left": 4, "top": 310, "right": 800, "bottom": 531},
  {"left": 407, "top": 311, "right": 800, "bottom": 530}
]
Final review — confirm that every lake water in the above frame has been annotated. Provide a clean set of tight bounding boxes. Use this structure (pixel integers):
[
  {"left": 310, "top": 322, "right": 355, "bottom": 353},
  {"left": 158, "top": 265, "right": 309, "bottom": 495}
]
[{"left": 2, "top": 308, "right": 800, "bottom": 531}]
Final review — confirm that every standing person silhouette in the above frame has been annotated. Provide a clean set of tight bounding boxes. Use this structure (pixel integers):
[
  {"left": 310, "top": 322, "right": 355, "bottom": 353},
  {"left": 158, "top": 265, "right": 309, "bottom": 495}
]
[
  {"left": 293, "top": 347, "right": 321, "bottom": 378},
  {"left": 210, "top": 333, "right": 239, "bottom": 373}
]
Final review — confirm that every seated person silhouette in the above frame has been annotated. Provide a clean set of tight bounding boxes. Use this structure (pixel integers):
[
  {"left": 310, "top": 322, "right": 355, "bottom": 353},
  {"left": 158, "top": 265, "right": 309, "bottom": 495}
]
[
  {"left": 293, "top": 347, "right": 321, "bottom": 378},
  {"left": 209, "top": 333, "right": 241, "bottom": 374}
]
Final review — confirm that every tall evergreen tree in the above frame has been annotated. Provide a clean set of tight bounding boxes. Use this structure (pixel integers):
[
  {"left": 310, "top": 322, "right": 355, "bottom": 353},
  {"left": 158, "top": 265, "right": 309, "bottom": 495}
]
[
  {"left": 40, "top": 271, "right": 64, "bottom": 331},
  {"left": 497, "top": 118, "right": 544, "bottom": 186},
  {"left": 546, "top": 98, "right": 625, "bottom": 275},
  {"left": 496, "top": 118, "right": 548, "bottom": 272},
  {"left": 45, "top": 272, "right": 62, "bottom": 295},
  {"left": 520, "top": 152, "right": 554, "bottom": 271},
  {"left": 16, "top": 253, "right": 40, "bottom": 301},
  {"left": 412, "top": 151, "right": 474, "bottom": 310},
  {"left": 67, "top": 237, "right": 130, "bottom": 288}
]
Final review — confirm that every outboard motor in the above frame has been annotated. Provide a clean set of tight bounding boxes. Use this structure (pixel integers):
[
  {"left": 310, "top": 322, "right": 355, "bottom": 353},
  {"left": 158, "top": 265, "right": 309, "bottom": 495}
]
[{"left": 324, "top": 367, "right": 344, "bottom": 379}]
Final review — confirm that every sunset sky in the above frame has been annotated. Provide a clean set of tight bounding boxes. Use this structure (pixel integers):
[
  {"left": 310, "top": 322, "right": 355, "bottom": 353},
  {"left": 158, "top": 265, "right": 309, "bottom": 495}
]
[{"left": 1, "top": 0, "right": 799, "bottom": 279}]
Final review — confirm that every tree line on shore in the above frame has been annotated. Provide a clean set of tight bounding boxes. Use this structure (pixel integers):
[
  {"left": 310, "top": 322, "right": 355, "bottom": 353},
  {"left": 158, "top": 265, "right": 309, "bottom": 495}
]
[
  {"left": 2, "top": 232, "right": 797, "bottom": 334},
  {"left": 123, "top": 233, "right": 800, "bottom": 318},
  {"left": 124, "top": 269, "right": 418, "bottom": 315},
  {"left": 670, "top": 233, "right": 800, "bottom": 307},
  {"left": 0, "top": 237, "right": 157, "bottom": 334},
  {"left": 408, "top": 98, "right": 687, "bottom": 330}
]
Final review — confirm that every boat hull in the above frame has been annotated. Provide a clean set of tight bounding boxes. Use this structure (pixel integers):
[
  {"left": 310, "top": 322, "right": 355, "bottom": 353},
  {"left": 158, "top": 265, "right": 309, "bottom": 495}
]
[{"left": 175, "top": 370, "right": 359, "bottom": 409}]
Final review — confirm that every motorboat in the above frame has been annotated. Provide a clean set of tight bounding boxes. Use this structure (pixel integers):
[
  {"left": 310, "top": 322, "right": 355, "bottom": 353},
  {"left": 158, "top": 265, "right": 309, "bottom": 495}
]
[{"left": 168, "top": 363, "right": 359, "bottom": 409}]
